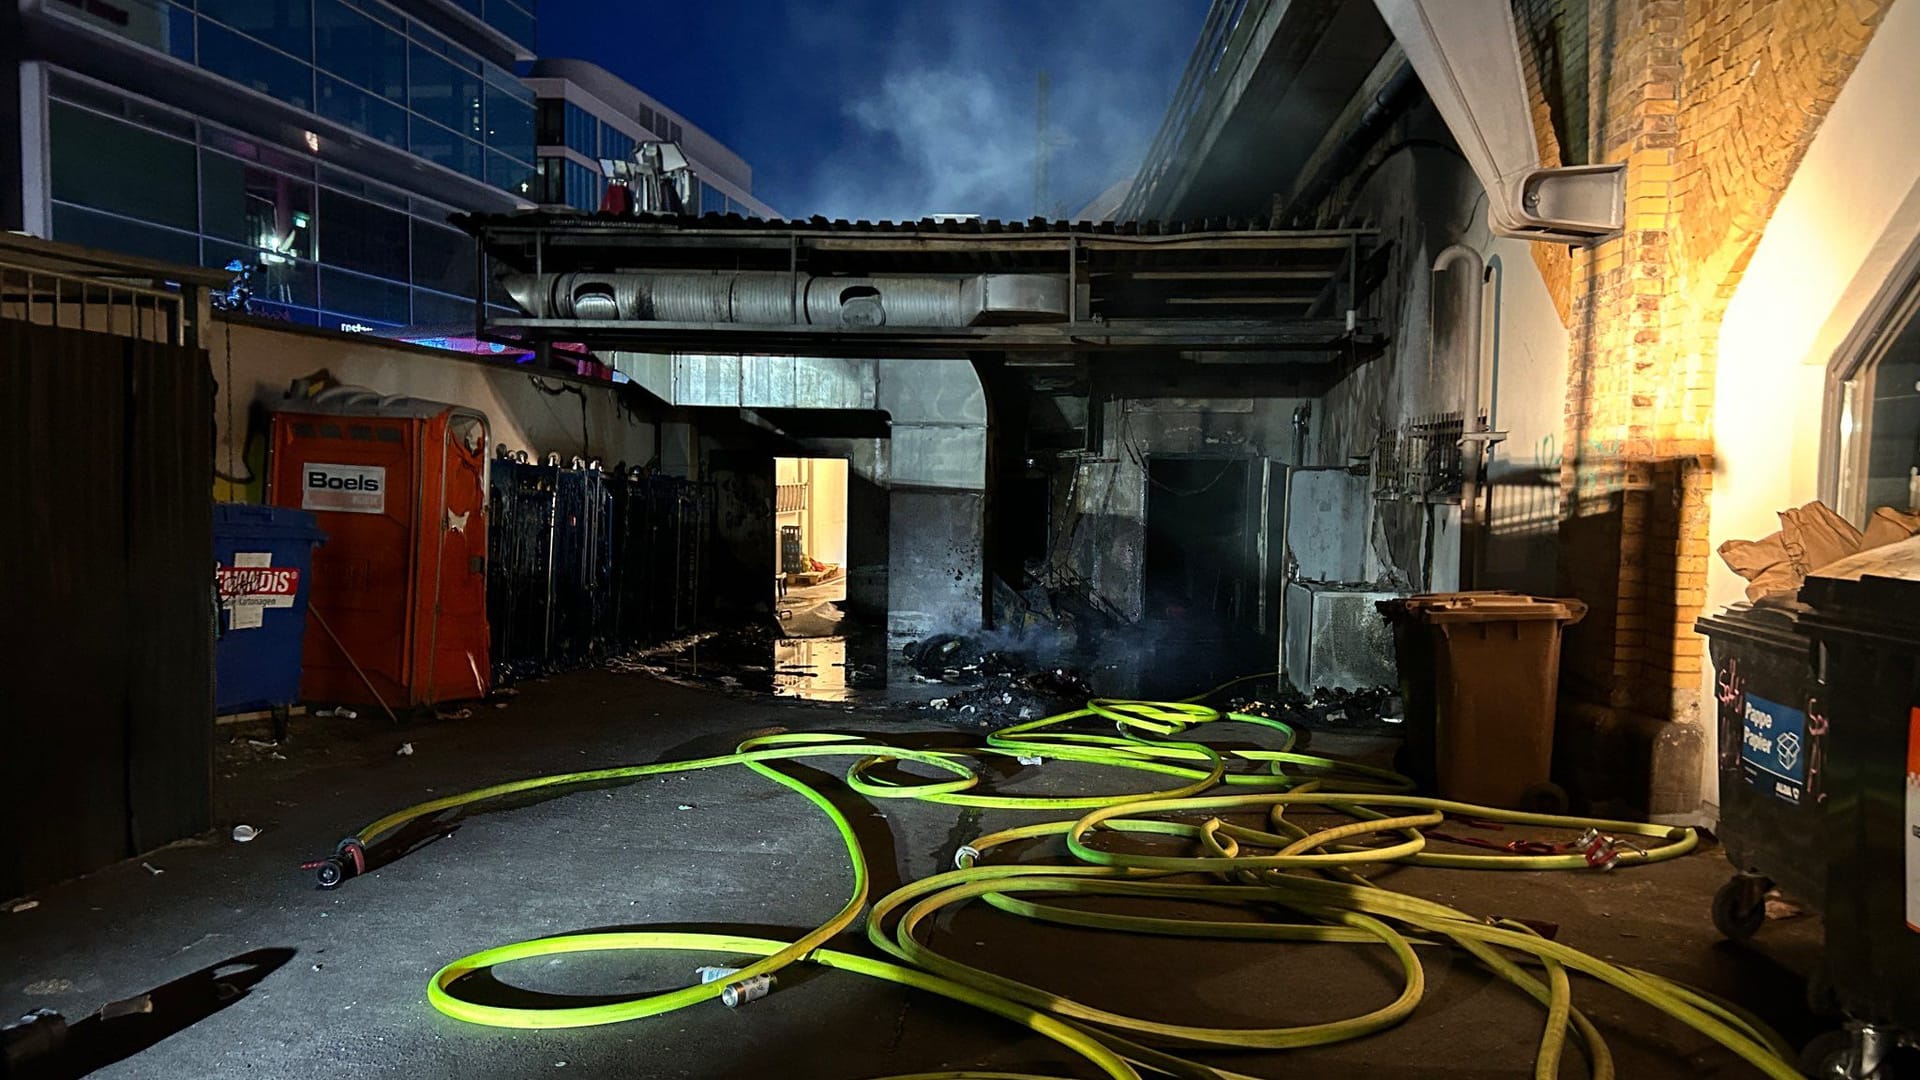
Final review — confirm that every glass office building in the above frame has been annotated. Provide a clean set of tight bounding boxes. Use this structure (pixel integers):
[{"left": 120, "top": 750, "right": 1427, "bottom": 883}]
[
  {"left": 523, "top": 59, "right": 777, "bottom": 219},
  {"left": 9, "top": 0, "right": 538, "bottom": 332}
]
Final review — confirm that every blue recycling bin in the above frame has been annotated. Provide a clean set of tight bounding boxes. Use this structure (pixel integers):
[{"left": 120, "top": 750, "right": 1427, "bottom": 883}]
[{"left": 213, "top": 504, "right": 326, "bottom": 714}]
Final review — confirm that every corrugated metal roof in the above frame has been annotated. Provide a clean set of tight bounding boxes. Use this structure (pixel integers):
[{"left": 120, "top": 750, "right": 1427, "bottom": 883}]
[{"left": 456, "top": 209, "right": 1290, "bottom": 237}]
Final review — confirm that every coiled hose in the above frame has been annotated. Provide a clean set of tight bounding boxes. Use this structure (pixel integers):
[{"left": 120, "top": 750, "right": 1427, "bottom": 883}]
[{"left": 323, "top": 693, "right": 1796, "bottom": 1080}]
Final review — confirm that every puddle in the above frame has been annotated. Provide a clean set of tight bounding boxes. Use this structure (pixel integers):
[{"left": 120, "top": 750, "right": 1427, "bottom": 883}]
[{"left": 772, "top": 636, "right": 880, "bottom": 702}]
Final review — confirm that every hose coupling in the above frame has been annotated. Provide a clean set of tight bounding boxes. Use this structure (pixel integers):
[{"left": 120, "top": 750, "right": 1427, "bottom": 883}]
[
  {"left": 301, "top": 838, "right": 368, "bottom": 889},
  {"left": 720, "top": 975, "right": 774, "bottom": 1008}
]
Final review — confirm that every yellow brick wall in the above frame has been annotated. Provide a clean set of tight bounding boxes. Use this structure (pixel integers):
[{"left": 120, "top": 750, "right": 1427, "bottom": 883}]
[{"left": 1530, "top": 0, "right": 1889, "bottom": 721}]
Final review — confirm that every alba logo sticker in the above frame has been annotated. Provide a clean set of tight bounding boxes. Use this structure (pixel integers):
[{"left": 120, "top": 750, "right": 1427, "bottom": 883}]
[{"left": 303, "top": 463, "right": 387, "bottom": 514}]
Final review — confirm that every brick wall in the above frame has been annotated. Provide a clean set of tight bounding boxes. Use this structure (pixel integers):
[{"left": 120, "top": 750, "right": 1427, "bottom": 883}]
[{"left": 1520, "top": 0, "right": 1888, "bottom": 753}]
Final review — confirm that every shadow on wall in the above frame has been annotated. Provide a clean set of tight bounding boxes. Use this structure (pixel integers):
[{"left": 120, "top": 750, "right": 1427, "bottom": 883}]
[
  {"left": 1482, "top": 464, "right": 1562, "bottom": 593},
  {"left": 1555, "top": 455, "right": 1711, "bottom": 815}
]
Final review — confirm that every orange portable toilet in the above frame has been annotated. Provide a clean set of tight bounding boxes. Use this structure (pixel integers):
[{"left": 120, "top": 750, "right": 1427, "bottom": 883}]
[{"left": 267, "top": 388, "right": 490, "bottom": 709}]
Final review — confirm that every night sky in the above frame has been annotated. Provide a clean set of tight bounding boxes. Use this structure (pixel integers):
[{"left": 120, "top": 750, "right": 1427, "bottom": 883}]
[{"left": 534, "top": 0, "right": 1214, "bottom": 222}]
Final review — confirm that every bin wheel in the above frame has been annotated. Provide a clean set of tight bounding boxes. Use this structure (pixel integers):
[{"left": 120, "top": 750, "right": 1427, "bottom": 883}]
[
  {"left": 1712, "top": 875, "right": 1770, "bottom": 942},
  {"left": 1518, "top": 781, "right": 1569, "bottom": 814}
]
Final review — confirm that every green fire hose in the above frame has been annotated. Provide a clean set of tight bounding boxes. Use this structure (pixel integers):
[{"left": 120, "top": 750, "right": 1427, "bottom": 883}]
[{"left": 320, "top": 693, "right": 1798, "bottom": 1080}]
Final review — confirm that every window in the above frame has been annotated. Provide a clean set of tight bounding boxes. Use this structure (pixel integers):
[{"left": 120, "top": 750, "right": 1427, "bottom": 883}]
[
  {"left": 315, "top": 0, "right": 406, "bottom": 102},
  {"left": 483, "top": 77, "right": 535, "bottom": 164},
  {"left": 600, "top": 126, "right": 634, "bottom": 165},
  {"left": 412, "top": 288, "right": 475, "bottom": 326},
  {"left": 636, "top": 103, "right": 657, "bottom": 137},
  {"left": 412, "top": 220, "right": 477, "bottom": 298},
  {"left": 197, "top": 0, "right": 313, "bottom": 61},
  {"left": 52, "top": 77, "right": 197, "bottom": 140},
  {"left": 50, "top": 205, "right": 199, "bottom": 266},
  {"left": 48, "top": 0, "right": 196, "bottom": 60},
  {"left": 166, "top": 8, "right": 195, "bottom": 61},
  {"left": 197, "top": 21, "right": 313, "bottom": 109},
  {"left": 668, "top": 120, "right": 683, "bottom": 145},
  {"left": 317, "top": 76, "right": 409, "bottom": 148},
  {"left": 563, "top": 103, "right": 597, "bottom": 159},
  {"left": 411, "top": 118, "right": 486, "bottom": 181},
  {"left": 201, "top": 151, "right": 315, "bottom": 258},
  {"left": 320, "top": 267, "right": 412, "bottom": 324},
  {"left": 204, "top": 239, "right": 318, "bottom": 308},
  {"left": 485, "top": 151, "right": 534, "bottom": 197},
  {"left": 533, "top": 157, "right": 564, "bottom": 204},
  {"left": 1835, "top": 279, "right": 1920, "bottom": 521},
  {"left": 536, "top": 100, "right": 565, "bottom": 146},
  {"left": 564, "top": 159, "right": 600, "bottom": 212},
  {"left": 318, "top": 187, "right": 410, "bottom": 282},
  {"left": 50, "top": 103, "right": 198, "bottom": 231},
  {"left": 482, "top": 0, "right": 536, "bottom": 51},
  {"left": 409, "top": 45, "right": 483, "bottom": 139},
  {"left": 699, "top": 180, "right": 725, "bottom": 215}
]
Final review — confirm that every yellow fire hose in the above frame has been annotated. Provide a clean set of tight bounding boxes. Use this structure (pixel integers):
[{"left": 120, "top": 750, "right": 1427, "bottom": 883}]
[{"left": 319, "top": 693, "right": 1798, "bottom": 1080}]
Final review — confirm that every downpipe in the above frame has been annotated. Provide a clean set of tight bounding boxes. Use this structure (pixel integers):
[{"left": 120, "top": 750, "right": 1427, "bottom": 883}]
[{"left": 1431, "top": 244, "right": 1488, "bottom": 589}]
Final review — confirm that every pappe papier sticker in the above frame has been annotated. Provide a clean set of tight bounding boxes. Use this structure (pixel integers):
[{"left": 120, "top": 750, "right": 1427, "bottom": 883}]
[
  {"left": 1740, "top": 694, "right": 1808, "bottom": 805},
  {"left": 302, "top": 462, "right": 386, "bottom": 514}
]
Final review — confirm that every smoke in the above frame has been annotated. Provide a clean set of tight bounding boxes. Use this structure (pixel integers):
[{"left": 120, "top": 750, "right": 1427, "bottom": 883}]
[{"left": 787, "top": 0, "right": 1211, "bottom": 222}]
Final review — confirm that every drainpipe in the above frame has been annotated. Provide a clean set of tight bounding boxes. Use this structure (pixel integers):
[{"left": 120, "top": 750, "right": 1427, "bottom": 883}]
[
  {"left": 1432, "top": 244, "right": 1487, "bottom": 588},
  {"left": 1276, "top": 403, "right": 1310, "bottom": 684}
]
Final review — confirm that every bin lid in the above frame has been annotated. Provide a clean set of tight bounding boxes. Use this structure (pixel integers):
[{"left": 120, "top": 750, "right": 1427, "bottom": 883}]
[
  {"left": 1799, "top": 533, "right": 1920, "bottom": 633},
  {"left": 1694, "top": 598, "right": 1807, "bottom": 650},
  {"left": 214, "top": 503, "right": 328, "bottom": 544},
  {"left": 1380, "top": 591, "right": 1587, "bottom": 625}
]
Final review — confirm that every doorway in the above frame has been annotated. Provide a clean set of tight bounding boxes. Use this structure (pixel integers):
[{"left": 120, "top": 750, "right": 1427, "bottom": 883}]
[
  {"left": 773, "top": 456, "right": 850, "bottom": 631},
  {"left": 1144, "top": 456, "right": 1258, "bottom": 623},
  {"left": 1142, "top": 455, "right": 1270, "bottom": 693}
]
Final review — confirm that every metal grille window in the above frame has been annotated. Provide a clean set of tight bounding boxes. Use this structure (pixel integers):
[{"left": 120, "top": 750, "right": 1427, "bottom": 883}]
[{"left": 1373, "top": 413, "right": 1469, "bottom": 502}]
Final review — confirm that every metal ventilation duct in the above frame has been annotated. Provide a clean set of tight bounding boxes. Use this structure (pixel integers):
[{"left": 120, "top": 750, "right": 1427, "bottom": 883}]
[
  {"left": 501, "top": 272, "right": 1071, "bottom": 328},
  {"left": 1372, "top": 0, "right": 1625, "bottom": 243}
]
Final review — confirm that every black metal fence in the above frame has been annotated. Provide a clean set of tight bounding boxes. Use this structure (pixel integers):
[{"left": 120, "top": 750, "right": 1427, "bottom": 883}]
[{"left": 488, "top": 457, "right": 712, "bottom": 682}]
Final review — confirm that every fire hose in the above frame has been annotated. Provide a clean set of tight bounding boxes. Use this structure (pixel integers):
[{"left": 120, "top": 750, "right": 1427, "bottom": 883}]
[{"left": 311, "top": 695, "right": 1796, "bottom": 1080}]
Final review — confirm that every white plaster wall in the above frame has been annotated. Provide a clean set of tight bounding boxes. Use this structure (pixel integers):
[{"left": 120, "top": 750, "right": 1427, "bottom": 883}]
[
  {"left": 810, "top": 457, "right": 850, "bottom": 567},
  {"left": 1701, "top": 0, "right": 1920, "bottom": 810},
  {"left": 210, "top": 319, "right": 656, "bottom": 492},
  {"left": 1482, "top": 235, "right": 1573, "bottom": 595},
  {"left": 1317, "top": 146, "right": 1570, "bottom": 594}
]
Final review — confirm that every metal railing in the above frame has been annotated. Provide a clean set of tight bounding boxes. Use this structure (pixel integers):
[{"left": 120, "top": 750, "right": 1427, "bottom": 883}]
[
  {"left": 0, "top": 233, "right": 221, "bottom": 348},
  {"left": 0, "top": 263, "right": 186, "bottom": 345}
]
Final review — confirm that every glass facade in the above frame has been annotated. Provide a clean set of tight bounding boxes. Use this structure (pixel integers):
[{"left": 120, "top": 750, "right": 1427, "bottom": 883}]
[
  {"left": 563, "top": 102, "right": 597, "bottom": 158},
  {"left": 451, "top": 0, "right": 537, "bottom": 52},
  {"left": 530, "top": 87, "right": 748, "bottom": 215},
  {"left": 533, "top": 155, "right": 604, "bottom": 211},
  {"left": 47, "top": 88, "right": 509, "bottom": 332},
  {"left": 600, "top": 126, "right": 634, "bottom": 166},
  {"left": 46, "top": 0, "right": 536, "bottom": 198}
]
